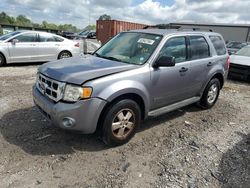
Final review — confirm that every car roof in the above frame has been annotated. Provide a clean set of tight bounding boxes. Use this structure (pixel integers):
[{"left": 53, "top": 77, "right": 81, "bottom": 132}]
[{"left": 127, "top": 29, "right": 221, "bottom": 37}]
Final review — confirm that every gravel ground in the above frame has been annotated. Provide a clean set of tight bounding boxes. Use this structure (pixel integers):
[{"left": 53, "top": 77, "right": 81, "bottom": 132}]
[{"left": 0, "top": 63, "right": 249, "bottom": 188}]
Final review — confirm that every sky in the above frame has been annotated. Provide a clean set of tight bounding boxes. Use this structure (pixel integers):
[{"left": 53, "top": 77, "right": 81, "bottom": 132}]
[{"left": 1, "top": 0, "right": 250, "bottom": 29}]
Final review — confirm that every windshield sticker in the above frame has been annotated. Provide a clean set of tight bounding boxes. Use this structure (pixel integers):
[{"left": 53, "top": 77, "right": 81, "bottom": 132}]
[
  {"left": 155, "top": 36, "right": 160, "bottom": 40},
  {"left": 137, "top": 38, "right": 155, "bottom": 45}
]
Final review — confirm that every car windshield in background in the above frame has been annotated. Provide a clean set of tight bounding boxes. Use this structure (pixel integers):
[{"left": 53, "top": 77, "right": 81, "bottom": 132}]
[
  {"left": 226, "top": 41, "right": 247, "bottom": 49},
  {"left": 235, "top": 46, "right": 250, "bottom": 57},
  {"left": 94, "top": 32, "right": 162, "bottom": 65},
  {"left": 0, "top": 31, "right": 21, "bottom": 41},
  {"left": 78, "top": 30, "right": 89, "bottom": 36}
]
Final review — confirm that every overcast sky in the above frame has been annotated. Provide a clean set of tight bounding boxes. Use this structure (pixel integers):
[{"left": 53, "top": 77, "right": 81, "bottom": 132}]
[{"left": 1, "top": 0, "right": 250, "bottom": 28}]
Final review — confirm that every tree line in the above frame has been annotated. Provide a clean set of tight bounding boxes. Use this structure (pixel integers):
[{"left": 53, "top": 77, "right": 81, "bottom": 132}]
[
  {"left": 0, "top": 12, "right": 111, "bottom": 33},
  {"left": 0, "top": 12, "right": 80, "bottom": 32}
]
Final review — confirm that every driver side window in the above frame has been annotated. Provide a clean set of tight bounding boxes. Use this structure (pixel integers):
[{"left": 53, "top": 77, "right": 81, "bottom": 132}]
[
  {"left": 159, "top": 37, "right": 187, "bottom": 63},
  {"left": 13, "top": 33, "right": 37, "bottom": 42}
]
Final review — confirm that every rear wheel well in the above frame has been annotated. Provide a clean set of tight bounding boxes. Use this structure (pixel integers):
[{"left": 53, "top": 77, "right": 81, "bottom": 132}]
[
  {"left": 211, "top": 73, "right": 224, "bottom": 89},
  {"left": 96, "top": 93, "right": 145, "bottom": 134},
  {"left": 57, "top": 50, "right": 72, "bottom": 59}
]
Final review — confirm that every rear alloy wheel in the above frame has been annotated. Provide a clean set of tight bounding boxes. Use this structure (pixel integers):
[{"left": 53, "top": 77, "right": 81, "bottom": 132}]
[
  {"left": 199, "top": 78, "right": 220, "bottom": 109},
  {"left": 0, "top": 53, "right": 6, "bottom": 67},
  {"left": 58, "top": 51, "right": 72, "bottom": 59},
  {"left": 102, "top": 99, "right": 141, "bottom": 146}
]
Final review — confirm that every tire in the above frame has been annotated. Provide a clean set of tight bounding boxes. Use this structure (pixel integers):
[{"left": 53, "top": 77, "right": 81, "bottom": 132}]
[
  {"left": 101, "top": 99, "right": 141, "bottom": 146},
  {"left": 0, "top": 53, "right": 6, "bottom": 67},
  {"left": 58, "top": 51, "right": 72, "bottom": 59},
  {"left": 199, "top": 78, "right": 220, "bottom": 109}
]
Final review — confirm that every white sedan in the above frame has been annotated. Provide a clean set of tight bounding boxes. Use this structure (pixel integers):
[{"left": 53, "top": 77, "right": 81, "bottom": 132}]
[
  {"left": 0, "top": 30, "right": 82, "bottom": 66},
  {"left": 229, "top": 45, "right": 250, "bottom": 81}
]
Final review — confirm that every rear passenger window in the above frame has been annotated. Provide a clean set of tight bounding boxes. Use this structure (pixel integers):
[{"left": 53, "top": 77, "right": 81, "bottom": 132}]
[
  {"left": 189, "top": 36, "right": 210, "bottom": 60},
  {"left": 209, "top": 36, "right": 226, "bottom": 55},
  {"left": 159, "top": 37, "right": 187, "bottom": 63}
]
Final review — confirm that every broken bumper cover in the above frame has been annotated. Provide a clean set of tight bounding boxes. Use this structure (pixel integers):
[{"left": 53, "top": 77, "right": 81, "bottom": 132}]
[{"left": 32, "top": 86, "right": 107, "bottom": 133}]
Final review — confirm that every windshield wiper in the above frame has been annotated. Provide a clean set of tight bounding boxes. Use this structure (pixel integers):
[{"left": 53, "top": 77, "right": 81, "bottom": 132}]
[
  {"left": 94, "top": 52, "right": 103, "bottom": 58},
  {"left": 95, "top": 53, "right": 131, "bottom": 64}
]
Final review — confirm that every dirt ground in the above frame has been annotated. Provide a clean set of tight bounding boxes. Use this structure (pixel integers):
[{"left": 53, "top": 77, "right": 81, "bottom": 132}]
[{"left": 0, "top": 63, "right": 249, "bottom": 188}]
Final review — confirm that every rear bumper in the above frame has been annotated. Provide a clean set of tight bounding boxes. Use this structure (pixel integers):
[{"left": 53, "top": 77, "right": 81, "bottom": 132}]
[
  {"left": 32, "top": 86, "right": 107, "bottom": 133},
  {"left": 228, "top": 63, "right": 250, "bottom": 81}
]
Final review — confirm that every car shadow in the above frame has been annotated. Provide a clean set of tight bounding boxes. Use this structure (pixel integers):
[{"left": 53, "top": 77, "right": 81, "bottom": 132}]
[
  {"left": 0, "top": 104, "right": 199, "bottom": 156},
  {"left": 218, "top": 132, "right": 250, "bottom": 188}
]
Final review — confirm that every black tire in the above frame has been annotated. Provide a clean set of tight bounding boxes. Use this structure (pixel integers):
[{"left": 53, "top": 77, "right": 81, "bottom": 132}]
[
  {"left": 58, "top": 51, "right": 72, "bottom": 59},
  {"left": 101, "top": 99, "right": 141, "bottom": 146},
  {"left": 0, "top": 53, "right": 6, "bottom": 67},
  {"left": 199, "top": 78, "right": 220, "bottom": 109}
]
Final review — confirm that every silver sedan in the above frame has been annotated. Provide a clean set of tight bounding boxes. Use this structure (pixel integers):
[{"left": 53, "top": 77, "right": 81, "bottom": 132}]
[{"left": 0, "top": 30, "right": 82, "bottom": 66}]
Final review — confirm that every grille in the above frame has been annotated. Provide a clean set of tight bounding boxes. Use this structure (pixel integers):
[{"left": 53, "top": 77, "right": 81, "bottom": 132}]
[{"left": 36, "top": 73, "right": 65, "bottom": 102}]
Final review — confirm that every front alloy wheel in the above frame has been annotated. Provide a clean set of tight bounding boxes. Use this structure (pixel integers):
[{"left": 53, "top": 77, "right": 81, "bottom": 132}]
[
  {"left": 102, "top": 99, "right": 141, "bottom": 146},
  {"left": 111, "top": 109, "right": 135, "bottom": 139}
]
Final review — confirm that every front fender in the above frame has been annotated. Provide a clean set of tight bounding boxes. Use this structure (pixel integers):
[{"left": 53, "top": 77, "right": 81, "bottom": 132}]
[{"left": 96, "top": 80, "right": 150, "bottom": 118}]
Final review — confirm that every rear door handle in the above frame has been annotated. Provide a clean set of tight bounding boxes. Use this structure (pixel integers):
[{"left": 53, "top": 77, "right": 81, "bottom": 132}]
[{"left": 179, "top": 67, "right": 188, "bottom": 73}]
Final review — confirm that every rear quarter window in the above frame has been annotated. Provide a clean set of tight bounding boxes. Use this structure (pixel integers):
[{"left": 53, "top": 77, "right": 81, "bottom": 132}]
[
  {"left": 189, "top": 36, "right": 210, "bottom": 60},
  {"left": 209, "top": 36, "right": 227, "bottom": 55}
]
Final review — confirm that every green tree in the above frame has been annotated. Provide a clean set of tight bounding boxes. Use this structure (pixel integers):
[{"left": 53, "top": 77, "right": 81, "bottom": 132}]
[
  {"left": 98, "top": 14, "right": 111, "bottom": 20},
  {"left": 84, "top": 24, "right": 96, "bottom": 30},
  {"left": 16, "top": 15, "right": 32, "bottom": 26},
  {"left": 0, "top": 12, "right": 15, "bottom": 24}
]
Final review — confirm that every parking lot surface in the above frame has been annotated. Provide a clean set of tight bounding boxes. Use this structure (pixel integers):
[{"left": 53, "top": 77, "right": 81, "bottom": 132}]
[{"left": 0, "top": 63, "right": 249, "bottom": 188}]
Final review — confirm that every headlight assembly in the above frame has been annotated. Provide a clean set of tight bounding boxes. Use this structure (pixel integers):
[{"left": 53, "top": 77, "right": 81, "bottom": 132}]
[{"left": 63, "top": 84, "right": 92, "bottom": 102}]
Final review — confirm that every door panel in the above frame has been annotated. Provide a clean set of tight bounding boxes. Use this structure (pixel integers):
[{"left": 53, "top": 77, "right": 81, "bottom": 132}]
[
  {"left": 150, "top": 36, "right": 194, "bottom": 110},
  {"left": 38, "top": 33, "right": 60, "bottom": 61},
  {"left": 187, "top": 36, "right": 212, "bottom": 95},
  {"left": 8, "top": 33, "right": 39, "bottom": 62},
  {"left": 150, "top": 62, "right": 192, "bottom": 109}
]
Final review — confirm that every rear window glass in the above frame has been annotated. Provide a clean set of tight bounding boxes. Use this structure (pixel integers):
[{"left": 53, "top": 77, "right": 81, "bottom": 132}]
[
  {"left": 189, "top": 36, "right": 210, "bottom": 60},
  {"left": 209, "top": 36, "right": 226, "bottom": 55}
]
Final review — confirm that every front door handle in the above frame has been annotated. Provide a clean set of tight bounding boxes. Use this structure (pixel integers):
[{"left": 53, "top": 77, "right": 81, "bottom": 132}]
[
  {"left": 179, "top": 67, "right": 188, "bottom": 73},
  {"left": 207, "top": 62, "right": 213, "bottom": 66}
]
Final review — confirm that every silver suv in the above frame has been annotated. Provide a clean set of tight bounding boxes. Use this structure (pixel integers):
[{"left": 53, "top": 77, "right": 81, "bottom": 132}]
[{"left": 33, "top": 29, "right": 229, "bottom": 146}]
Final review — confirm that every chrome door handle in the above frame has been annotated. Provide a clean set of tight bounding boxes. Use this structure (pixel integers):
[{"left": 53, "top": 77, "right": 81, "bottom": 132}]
[
  {"left": 207, "top": 62, "right": 213, "bottom": 66},
  {"left": 179, "top": 67, "right": 188, "bottom": 72}
]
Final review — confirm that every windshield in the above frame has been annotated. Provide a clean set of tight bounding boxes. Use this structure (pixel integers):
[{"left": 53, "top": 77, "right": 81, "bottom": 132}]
[
  {"left": 78, "top": 30, "right": 89, "bottom": 36},
  {"left": 235, "top": 46, "right": 250, "bottom": 57},
  {"left": 0, "top": 31, "right": 21, "bottom": 41},
  {"left": 226, "top": 41, "right": 247, "bottom": 49},
  {"left": 94, "top": 32, "right": 162, "bottom": 65}
]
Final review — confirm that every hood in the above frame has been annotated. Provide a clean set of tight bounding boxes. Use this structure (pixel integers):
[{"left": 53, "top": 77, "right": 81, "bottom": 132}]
[
  {"left": 39, "top": 55, "right": 139, "bottom": 85},
  {"left": 230, "top": 55, "right": 250, "bottom": 66}
]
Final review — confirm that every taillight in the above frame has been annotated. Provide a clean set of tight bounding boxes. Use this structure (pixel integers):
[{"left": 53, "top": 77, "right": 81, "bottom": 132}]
[
  {"left": 74, "top": 43, "right": 80, "bottom": 47},
  {"left": 226, "top": 57, "right": 230, "bottom": 70}
]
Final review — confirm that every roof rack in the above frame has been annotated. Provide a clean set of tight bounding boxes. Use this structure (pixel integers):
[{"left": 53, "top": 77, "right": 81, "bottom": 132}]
[{"left": 177, "top": 27, "right": 213, "bottom": 32}]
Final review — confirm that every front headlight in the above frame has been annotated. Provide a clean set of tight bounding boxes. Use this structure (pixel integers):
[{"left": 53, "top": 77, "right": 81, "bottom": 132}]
[{"left": 63, "top": 84, "right": 92, "bottom": 102}]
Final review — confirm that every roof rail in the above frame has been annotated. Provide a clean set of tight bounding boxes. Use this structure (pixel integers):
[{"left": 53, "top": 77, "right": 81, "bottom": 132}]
[{"left": 177, "top": 27, "right": 213, "bottom": 32}]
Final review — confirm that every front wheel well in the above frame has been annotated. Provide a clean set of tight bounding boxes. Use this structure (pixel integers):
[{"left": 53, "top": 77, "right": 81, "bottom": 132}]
[
  {"left": 0, "top": 52, "right": 6, "bottom": 66},
  {"left": 211, "top": 73, "right": 224, "bottom": 89},
  {"left": 95, "top": 93, "right": 146, "bottom": 134}
]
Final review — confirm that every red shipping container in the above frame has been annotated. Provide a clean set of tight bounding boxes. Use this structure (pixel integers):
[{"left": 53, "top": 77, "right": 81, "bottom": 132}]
[{"left": 96, "top": 20, "right": 147, "bottom": 44}]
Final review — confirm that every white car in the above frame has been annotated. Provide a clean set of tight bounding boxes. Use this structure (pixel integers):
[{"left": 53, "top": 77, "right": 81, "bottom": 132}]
[
  {"left": 229, "top": 45, "right": 250, "bottom": 81},
  {"left": 0, "top": 30, "right": 82, "bottom": 66}
]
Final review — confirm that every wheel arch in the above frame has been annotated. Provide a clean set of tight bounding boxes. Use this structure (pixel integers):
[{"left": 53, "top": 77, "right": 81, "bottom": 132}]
[
  {"left": 0, "top": 51, "right": 7, "bottom": 65},
  {"left": 95, "top": 92, "right": 147, "bottom": 135},
  {"left": 57, "top": 50, "right": 72, "bottom": 59}
]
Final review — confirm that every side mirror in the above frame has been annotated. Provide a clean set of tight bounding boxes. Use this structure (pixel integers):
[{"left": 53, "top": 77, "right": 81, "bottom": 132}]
[
  {"left": 11, "top": 39, "right": 19, "bottom": 45},
  {"left": 154, "top": 56, "right": 175, "bottom": 68}
]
